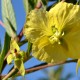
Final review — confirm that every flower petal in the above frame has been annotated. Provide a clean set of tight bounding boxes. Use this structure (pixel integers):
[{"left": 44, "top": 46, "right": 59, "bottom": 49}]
[
  {"left": 49, "top": 2, "right": 80, "bottom": 31},
  {"left": 23, "top": 9, "right": 53, "bottom": 43},
  {"left": 49, "top": 2, "right": 80, "bottom": 59},
  {"left": 7, "top": 54, "right": 14, "bottom": 64},
  {"left": 32, "top": 36, "right": 68, "bottom": 63},
  {"left": 10, "top": 40, "right": 20, "bottom": 54},
  {"left": 63, "top": 30, "right": 80, "bottom": 58}
]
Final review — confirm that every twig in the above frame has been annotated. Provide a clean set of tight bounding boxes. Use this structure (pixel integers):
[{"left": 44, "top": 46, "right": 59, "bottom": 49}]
[
  {"left": 1, "top": 59, "right": 77, "bottom": 80},
  {"left": 35, "top": 1, "right": 42, "bottom": 9},
  {"left": 2, "top": 68, "right": 17, "bottom": 80}
]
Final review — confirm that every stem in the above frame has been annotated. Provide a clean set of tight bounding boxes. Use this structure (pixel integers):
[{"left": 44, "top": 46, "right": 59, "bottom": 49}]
[
  {"left": 35, "top": 1, "right": 42, "bottom": 9},
  {"left": 1, "top": 59, "right": 77, "bottom": 79},
  {"left": 2, "top": 68, "right": 17, "bottom": 80},
  {"left": 17, "top": 28, "right": 23, "bottom": 42}
]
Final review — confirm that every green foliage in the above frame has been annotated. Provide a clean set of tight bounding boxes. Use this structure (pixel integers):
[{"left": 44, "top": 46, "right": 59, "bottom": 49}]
[
  {"left": 23, "top": 0, "right": 48, "bottom": 14},
  {"left": 0, "top": 33, "right": 11, "bottom": 73},
  {"left": 1, "top": 0, "right": 17, "bottom": 37},
  {"left": 23, "top": 0, "right": 38, "bottom": 14},
  {"left": 27, "top": 41, "right": 32, "bottom": 56},
  {"left": 23, "top": 0, "right": 29, "bottom": 14}
]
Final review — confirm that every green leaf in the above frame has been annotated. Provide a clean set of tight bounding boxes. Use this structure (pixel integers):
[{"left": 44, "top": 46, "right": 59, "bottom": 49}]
[
  {"left": 19, "top": 61, "right": 25, "bottom": 76},
  {"left": 1, "top": 0, "right": 17, "bottom": 37},
  {"left": 23, "top": 0, "right": 29, "bottom": 14},
  {"left": 76, "top": 59, "right": 80, "bottom": 74},
  {"left": 0, "top": 33, "right": 11, "bottom": 73},
  {"left": 23, "top": 0, "right": 37, "bottom": 14},
  {"left": 19, "top": 39, "right": 28, "bottom": 46},
  {"left": 6, "top": 18, "right": 16, "bottom": 34},
  {"left": 27, "top": 41, "right": 32, "bottom": 56},
  {"left": 41, "top": 0, "right": 48, "bottom": 5},
  {"left": 7, "top": 54, "right": 14, "bottom": 64},
  {"left": 14, "top": 59, "right": 25, "bottom": 76},
  {"left": 28, "top": 0, "right": 37, "bottom": 9}
]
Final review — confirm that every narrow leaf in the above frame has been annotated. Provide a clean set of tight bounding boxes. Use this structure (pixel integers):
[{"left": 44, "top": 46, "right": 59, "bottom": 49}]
[
  {"left": 76, "top": 59, "right": 80, "bottom": 74},
  {"left": 6, "top": 18, "right": 16, "bottom": 34},
  {"left": 28, "top": 0, "right": 37, "bottom": 9},
  {"left": 23, "top": 0, "right": 29, "bottom": 14},
  {"left": 41, "top": 0, "right": 48, "bottom": 5},
  {"left": 1, "top": 0, "right": 17, "bottom": 37},
  {"left": 23, "top": 0, "right": 38, "bottom": 14},
  {"left": 27, "top": 41, "right": 32, "bottom": 56},
  {"left": 14, "top": 59, "right": 25, "bottom": 76},
  {"left": 0, "top": 33, "right": 11, "bottom": 73}
]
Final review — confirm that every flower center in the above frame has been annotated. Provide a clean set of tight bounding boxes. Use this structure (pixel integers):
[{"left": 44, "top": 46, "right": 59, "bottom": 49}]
[{"left": 49, "top": 26, "right": 64, "bottom": 44}]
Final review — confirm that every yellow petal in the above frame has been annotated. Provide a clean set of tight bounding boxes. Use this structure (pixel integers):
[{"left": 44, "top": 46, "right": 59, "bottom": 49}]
[
  {"left": 49, "top": 2, "right": 80, "bottom": 32},
  {"left": 7, "top": 54, "right": 14, "bottom": 64},
  {"left": 64, "top": 30, "right": 80, "bottom": 58},
  {"left": 32, "top": 36, "right": 68, "bottom": 63},
  {"left": 49, "top": 2, "right": 80, "bottom": 59},
  {"left": 23, "top": 9, "right": 53, "bottom": 43},
  {"left": 10, "top": 39, "right": 20, "bottom": 54}
]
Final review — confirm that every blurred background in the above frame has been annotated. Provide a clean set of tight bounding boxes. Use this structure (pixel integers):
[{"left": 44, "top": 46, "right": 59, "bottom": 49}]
[{"left": 0, "top": 0, "right": 80, "bottom": 80}]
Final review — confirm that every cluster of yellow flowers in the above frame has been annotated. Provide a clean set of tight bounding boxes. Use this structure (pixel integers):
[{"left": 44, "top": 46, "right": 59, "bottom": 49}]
[{"left": 23, "top": 1, "right": 80, "bottom": 72}]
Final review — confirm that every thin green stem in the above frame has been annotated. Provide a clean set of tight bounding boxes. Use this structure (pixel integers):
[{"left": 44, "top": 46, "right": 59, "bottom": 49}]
[
  {"left": 18, "top": 39, "right": 28, "bottom": 46},
  {"left": 76, "top": 0, "right": 80, "bottom": 5}
]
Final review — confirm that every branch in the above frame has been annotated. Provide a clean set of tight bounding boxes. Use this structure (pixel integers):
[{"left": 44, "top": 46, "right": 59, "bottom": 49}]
[
  {"left": 1, "top": 59, "right": 77, "bottom": 80},
  {"left": 35, "top": 1, "right": 42, "bottom": 9}
]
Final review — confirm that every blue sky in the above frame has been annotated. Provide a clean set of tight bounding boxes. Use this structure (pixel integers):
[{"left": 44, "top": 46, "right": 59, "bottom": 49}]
[{"left": 0, "top": 0, "right": 80, "bottom": 80}]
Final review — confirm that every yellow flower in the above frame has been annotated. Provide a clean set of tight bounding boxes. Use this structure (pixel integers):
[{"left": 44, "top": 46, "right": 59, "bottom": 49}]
[
  {"left": 23, "top": 2, "right": 80, "bottom": 63},
  {"left": 7, "top": 40, "right": 27, "bottom": 76}
]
